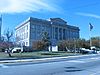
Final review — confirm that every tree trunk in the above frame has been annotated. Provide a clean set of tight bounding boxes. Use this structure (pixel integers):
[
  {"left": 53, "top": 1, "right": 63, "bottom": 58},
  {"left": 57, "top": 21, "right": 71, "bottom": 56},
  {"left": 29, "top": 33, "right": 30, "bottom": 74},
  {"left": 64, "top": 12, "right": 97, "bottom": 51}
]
[
  {"left": 7, "top": 50, "right": 12, "bottom": 57},
  {"left": 8, "top": 53, "right": 11, "bottom": 57}
]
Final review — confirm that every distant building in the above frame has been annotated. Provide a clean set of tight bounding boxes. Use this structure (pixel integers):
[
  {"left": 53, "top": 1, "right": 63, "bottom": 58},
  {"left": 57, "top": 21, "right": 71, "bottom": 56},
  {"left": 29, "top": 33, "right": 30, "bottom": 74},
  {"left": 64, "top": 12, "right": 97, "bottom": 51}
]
[{"left": 15, "top": 17, "right": 80, "bottom": 47}]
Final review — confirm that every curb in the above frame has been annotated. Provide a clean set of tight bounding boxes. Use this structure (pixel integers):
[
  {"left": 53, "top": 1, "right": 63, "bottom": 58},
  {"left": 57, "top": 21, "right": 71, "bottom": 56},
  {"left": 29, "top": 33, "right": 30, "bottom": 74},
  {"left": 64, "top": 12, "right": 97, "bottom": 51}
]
[{"left": 0, "top": 54, "right": 99, "bottom": 64}]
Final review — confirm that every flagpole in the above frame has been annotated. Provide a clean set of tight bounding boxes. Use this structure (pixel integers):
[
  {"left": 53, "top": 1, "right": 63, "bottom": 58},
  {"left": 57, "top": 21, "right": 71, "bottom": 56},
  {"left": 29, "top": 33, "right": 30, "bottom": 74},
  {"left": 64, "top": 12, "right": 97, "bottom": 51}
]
[
  {"left": 89, "top": 29, "right": 92, "bottom": 48},
  {"left": 89, "top": 23, "right": 93, "bottom": 49}
]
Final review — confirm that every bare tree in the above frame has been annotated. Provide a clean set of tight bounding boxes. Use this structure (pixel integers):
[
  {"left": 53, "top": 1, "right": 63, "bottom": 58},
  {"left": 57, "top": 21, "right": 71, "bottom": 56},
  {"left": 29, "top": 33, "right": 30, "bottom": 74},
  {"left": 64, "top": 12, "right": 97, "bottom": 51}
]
[{"left": 4, "top": 29, "right": 14, "bottom": 57}]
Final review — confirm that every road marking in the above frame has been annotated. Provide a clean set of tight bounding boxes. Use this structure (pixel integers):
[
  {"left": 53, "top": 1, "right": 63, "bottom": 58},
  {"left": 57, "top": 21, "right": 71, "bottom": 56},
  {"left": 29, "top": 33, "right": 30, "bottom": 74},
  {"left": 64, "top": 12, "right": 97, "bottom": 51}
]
[
  {"left": 0, "top": 64, "right": 9, "bottom": 68},
  {"left": 90, "top": 58, "right": 99, "bottom": 60},
  {"left": 66, "top": 60, "right": 85, "bottom": 63}
]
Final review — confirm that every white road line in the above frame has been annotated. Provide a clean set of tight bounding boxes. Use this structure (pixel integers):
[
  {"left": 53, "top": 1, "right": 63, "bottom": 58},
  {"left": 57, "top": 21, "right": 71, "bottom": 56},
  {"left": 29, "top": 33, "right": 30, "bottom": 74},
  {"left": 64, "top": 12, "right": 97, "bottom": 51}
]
[
  {"left": 66, "top": 60, "right": 85, "bottom": 63},
  {"left": 90, "top": 58, "right": 99, "bottom": 59}
]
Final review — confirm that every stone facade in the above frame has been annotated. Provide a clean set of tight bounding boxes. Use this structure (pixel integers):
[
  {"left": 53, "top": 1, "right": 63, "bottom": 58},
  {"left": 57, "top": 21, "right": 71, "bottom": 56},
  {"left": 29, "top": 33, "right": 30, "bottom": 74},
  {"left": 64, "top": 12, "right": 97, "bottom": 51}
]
[{"left": 15, "top": 17, "right": 80, "bottom": 47}]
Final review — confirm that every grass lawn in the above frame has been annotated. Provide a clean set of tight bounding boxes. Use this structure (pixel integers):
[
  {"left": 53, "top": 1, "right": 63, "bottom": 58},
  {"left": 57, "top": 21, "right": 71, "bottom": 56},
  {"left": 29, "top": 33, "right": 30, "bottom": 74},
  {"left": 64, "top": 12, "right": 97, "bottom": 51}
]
[{"left": 0, "top": 51, "right": 81, "bottom": 59}]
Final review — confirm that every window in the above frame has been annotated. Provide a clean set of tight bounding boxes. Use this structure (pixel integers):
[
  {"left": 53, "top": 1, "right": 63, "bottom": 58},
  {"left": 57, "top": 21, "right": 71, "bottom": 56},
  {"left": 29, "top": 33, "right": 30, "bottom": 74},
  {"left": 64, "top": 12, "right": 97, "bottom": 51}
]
[
  {"left": 31, "top": 25, "right": 35, "bottom": 32},
  {"left": 32, "top": 25, "right": 35, "bottom": 29},
  {"left": 55, "top": 27, "right": 58, "bottom": 40},
  {"left": 63, "top": 29, "right": 66, "bottom": 40},
  {"left": 27, "top": 25, "right": 28, "bottom": 30},
  {"left": 41, "top": 26, "right": 45, "bottom": 31},
  {"left": 23, "top": 42, "right": 25, "bottom": 46},
  {"left": 59, "top": 28, "right": 62, "bottom": 40},
  {"left": 26, "top": 32, "right": 28, "bottom": 38},
  {"left": 52, "top": 27, "right": 55, "bottom": 39},
  {"left": 26, "top": 42, "right": 28, "bottom": 45}
]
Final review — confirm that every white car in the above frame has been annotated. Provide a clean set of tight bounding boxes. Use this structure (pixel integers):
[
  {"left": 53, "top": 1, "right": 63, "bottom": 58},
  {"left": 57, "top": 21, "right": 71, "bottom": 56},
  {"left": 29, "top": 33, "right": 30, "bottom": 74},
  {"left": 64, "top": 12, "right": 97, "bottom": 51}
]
[
  {"left": 96, "top": 50, "right": 100, "bottom": 54},
  {"left": 12, "top": 47, "right": 21, "bottom": 53}
]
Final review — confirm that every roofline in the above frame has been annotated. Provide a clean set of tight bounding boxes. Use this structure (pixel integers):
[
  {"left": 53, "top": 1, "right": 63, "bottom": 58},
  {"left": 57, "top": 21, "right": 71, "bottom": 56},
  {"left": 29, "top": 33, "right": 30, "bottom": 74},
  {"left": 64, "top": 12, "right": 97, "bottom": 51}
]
[
  {"left": 15, "top": 17, "right": 80, "bottom": 31},
  {"left": 15, "top": 17, "right": 50, "bottom": 30},
  {"left": 15, "top": 17, "right": 31, "bottom": 30}
]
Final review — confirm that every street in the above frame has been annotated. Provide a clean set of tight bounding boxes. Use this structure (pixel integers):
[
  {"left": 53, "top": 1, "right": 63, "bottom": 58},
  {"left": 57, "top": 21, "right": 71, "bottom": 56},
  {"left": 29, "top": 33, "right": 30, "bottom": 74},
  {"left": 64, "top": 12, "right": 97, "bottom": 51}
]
[{"left": 1, "top": 54, "right": 100, "bottom": 75}]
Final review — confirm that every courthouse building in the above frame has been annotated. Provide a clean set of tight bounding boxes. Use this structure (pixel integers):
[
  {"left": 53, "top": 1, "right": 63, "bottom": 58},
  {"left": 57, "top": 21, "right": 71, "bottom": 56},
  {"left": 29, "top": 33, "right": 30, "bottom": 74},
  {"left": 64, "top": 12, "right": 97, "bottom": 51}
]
[{"left": 15, "top": 17, "right": 80, "bottom": 47}]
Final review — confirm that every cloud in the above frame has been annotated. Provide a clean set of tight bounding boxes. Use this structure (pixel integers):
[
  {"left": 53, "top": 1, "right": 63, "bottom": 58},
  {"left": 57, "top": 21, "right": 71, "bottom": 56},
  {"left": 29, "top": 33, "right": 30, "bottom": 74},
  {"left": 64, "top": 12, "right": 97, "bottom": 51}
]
[
  {"left": 76, "top": 12, "right": 100, "bottom": 19},
  {"left": 0, "top": 0, "right": 58, "bottom": 13}
]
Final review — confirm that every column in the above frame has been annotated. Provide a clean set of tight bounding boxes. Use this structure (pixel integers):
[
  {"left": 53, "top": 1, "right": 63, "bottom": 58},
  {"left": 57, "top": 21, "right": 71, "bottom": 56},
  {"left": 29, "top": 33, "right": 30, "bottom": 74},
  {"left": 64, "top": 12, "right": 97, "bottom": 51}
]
[
  {"left": 51, "top": 26, "right": 53, "bottom": 39},
  {"left": 69, "top": 30, "right": 70, "bottom": 39},
  {"left": 55, "top": 27, "right": 58, "bottom": 40},
  {"left": 58, "top": 27, "right": 59, "bottom": 40},
  {"left": 63, "top": 29, "right": 66, "bottom": 40},
  {"left": 54, "top": 27, "right": 55, "bottom": 39},
  {"left": 61, "top": 28, "right": 63, "bottom": 40},
  {"left": 59, "top": 28, "right": 62, "bottom": 40}
]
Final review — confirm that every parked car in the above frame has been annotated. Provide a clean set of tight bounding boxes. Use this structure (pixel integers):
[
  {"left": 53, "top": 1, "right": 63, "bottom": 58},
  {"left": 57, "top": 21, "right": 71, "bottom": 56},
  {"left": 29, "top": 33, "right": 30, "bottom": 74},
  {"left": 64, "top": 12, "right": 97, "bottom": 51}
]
[
  {"left": 80, "top": 48, "right": 94, "bottom": 54},
  {"left": 96, "top": 50, "right": 100, "bottom": 54},
  {"left": 12, "top": 47, "right": 21, "bottom": 53}
]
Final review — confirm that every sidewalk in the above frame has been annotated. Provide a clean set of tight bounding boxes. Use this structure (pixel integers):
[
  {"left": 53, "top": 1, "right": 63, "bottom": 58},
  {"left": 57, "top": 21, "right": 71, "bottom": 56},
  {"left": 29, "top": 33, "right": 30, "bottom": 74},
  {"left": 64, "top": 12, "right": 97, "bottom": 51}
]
[{"left": 0, "top": 54, "right": 99, "bottom": 63}]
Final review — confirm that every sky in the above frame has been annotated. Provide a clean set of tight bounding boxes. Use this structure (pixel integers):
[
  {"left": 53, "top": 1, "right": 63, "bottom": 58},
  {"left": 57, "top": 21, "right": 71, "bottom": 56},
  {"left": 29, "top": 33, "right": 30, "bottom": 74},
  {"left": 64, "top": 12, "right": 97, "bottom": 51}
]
[{"left": 0, "top": 0, "right": 100, "bottom": 39}]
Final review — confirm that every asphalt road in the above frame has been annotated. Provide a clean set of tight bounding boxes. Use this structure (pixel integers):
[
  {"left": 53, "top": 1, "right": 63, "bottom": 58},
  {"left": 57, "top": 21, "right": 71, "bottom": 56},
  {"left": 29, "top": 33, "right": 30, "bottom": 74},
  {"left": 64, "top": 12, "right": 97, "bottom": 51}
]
[{"left": 1, "top": 54, "right": 100, "bottom": 75}]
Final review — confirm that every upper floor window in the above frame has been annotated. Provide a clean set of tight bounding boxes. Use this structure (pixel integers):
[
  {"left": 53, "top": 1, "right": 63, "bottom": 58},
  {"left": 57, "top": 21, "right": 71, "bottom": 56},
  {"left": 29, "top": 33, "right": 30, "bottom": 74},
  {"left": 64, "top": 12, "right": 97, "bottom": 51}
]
[
  {"left": 32, "top": 25, "right": 35, "bottom": 29},
  {"left": 27, "top": 25, "right": 28, "bottom": 30}
]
